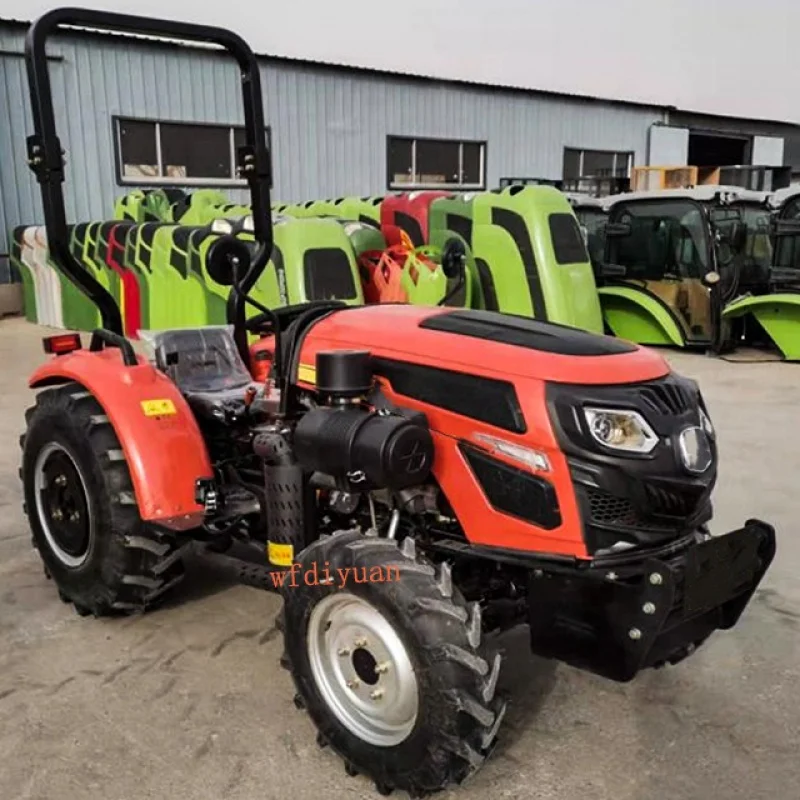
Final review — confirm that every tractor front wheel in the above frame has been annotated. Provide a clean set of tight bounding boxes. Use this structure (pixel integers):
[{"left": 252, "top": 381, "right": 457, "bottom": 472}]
[
  {"left": 20, "top": 382, "right": 187, "bottom": 616},
  {"left": 281, "top": 530, "right": 506, "bottom": 797}
]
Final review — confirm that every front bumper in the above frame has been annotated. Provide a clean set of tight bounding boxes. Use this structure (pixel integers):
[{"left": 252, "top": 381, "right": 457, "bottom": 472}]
[{"left": 527, "top": 518, "right": 776, "bottom": 682}]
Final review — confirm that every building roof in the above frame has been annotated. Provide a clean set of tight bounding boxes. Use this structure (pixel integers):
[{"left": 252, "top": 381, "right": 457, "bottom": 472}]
[{"left": 0, "top": 17, "right": 670, "bottom": 112}]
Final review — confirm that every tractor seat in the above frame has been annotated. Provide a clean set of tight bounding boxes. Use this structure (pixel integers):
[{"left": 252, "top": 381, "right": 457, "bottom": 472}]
[{"left": 147, "top": 326, "right": 257, "bottom": 422}]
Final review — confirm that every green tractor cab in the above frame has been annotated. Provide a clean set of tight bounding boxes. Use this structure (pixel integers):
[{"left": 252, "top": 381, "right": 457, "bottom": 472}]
[
  {"left": 601, "top": 186, "right": 772, "bottom": 352},
  {"left": 471, "top": 185, "right": 604, "bottom": 332},
  {"left": 722, "top": 186, "right": 800, "bottom": 360}
]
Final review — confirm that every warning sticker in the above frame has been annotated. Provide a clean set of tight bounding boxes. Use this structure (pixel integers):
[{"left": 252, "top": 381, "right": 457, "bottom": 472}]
[
  {"left": 297, "top": 363, "right": 317, "bottom": 385},
  {"left": 140, "top": 399, "right": 177, "bottom": 417},
  {"left": 268, "top": 541, "right": 294, "bottom": 567}
]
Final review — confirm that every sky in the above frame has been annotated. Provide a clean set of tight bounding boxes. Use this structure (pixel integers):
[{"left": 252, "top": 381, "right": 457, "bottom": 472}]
[{"left": 3, "top": 0, "right": 800, "bottom": 124}]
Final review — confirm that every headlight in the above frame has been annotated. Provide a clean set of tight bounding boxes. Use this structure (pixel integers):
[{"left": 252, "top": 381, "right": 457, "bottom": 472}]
[
  {"left": 583, "top": 407, "right": 658, "bottom": 454},
  {"left": 699, "top": 406, "right": 715, "bottom": 439}
]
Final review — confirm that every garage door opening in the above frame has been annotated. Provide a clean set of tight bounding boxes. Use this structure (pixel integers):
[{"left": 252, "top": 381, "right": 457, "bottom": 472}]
[{"left": 688, "top": 133, "right": 749, "bottom": 168}]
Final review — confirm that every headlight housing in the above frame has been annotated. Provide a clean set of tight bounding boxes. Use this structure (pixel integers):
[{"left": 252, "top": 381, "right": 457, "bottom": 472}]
[{"left": 583, "top": 407, "right": 658, "bottom": 454}]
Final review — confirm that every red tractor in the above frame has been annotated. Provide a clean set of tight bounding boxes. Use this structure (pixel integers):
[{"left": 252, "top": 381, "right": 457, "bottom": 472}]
[{"left": 19, "top": 8, "right": 776, "bottom": 798}]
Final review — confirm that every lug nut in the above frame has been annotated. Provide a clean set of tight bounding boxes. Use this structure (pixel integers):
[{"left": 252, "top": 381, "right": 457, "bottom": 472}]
[
  {"left": 628, "top": 628, "right": 642, "bottom": 641},
  {"left": 643, "top": 602, "right": 656, "bottom": 615},
  {"left": 69, "top": 511, "right": 80, "bottom": 522},
  {"left": 55, "top": 475, "right": 67, "bottom": 486},
  {"left": 369, "top": 689, "right": 384, "bottom": 700},
  {"left": 649, "top": 573, "right": 663, "bottom": 586},
  {"left": 52, "top": 509, "right": 63, "bottom": 521},
  {"left": 375, "top": 662, "right": 390, "bottom": 675},
  {"left": 354, "top": 638, "right": 367, "bottom": 648},
  {"left": 346, "top": 679, "right": 360, "bottom": 690},
  {"left": 338, "top": 648, "right": 351, "bottom": 657}
]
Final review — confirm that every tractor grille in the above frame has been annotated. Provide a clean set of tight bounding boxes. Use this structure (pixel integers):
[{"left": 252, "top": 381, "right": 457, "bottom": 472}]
[
  {"left": 637, "top": 381, "right": 693, "bottom": 416},
  {"left": 587, "top": 488, "right": 640, "bottom": 528},
  {"left": 644, "top": 484, "right": 706, "bottom": 519},
  {"left": 585, "top": 484, "right": 708, "bottom": 537}
]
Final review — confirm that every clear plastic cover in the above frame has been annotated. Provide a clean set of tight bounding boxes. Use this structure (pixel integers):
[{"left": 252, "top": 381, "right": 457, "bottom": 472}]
[{"left": 139, "top": 325, "right": 254, "bottom": 393}]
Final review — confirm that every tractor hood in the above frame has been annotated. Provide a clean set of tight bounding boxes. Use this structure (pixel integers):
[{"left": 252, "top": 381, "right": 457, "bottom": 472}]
[{"left": 297, "top": 305, "right": 669, "bottom": 386}]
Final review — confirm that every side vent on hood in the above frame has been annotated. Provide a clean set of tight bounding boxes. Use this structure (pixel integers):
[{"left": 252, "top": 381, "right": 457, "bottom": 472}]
[{"left": 371, "top": 357, "right": 526, "bottom": 433}]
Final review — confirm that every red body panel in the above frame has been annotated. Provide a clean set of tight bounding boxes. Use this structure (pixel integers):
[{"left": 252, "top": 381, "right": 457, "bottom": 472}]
[
  {"left": 295, "top": 305, "right": 671, "bottom": 558},
  {"left": 107, "top": 224, "right": 142, "bottom": 339},
  {"left": 380, "top": 191, "right": 452, "bottom": 246},
  {"left": 30, "top": 349, "right": 213, "bottom": 530}
]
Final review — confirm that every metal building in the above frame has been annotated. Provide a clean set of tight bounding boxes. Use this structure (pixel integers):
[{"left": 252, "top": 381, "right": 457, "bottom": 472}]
[{"left": 2, "top": 19, "right": 800, "bottom": 286}]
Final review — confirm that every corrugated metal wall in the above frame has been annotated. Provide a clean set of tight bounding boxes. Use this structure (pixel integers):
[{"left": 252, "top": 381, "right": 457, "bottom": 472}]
[{"left": 0, "top": 24, "right": 664, "bottom": 283}]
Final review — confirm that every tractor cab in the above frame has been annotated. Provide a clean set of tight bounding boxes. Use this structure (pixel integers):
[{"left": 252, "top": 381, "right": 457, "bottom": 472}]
[
  {"left": 766, "top": 186, "right": 800, "bottom": 288},
  {"left": 565, "top": 193, "right": 608, "bottom": 272},
  {"left": 600, "top": 186, "right": 771, "bottom": 351},
  {"left": 719, "top": 186, "right": 800, "bottom": 360}
]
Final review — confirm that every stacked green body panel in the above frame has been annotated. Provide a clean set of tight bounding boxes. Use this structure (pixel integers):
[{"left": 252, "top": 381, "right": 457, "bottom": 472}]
[
  {"left": 172, "top": 190, "right": 230, "bottom": 225},
  {"left": 144, "top": 225, "right": 208, "bottom": 327},
  {"left": 428, "top": 195, "right": 480, "bottom": 309},
  {"left": 63, "top": 224, "right": 102, "bottom": 330},
  {"left": 276, "top": 203, "right": 307, "bottom": 218},
  {"left": 471, "top": 186, "right": 604, "bottom": 333},
  {"left": 331, "top": 196, "right": 384, "bottom": 226},
  {"left": 142, "top": 188, "right": 185, "bottom": 222},
  {"left": 89, "top": 222, "right": 122, "bottom": 311},
  {"left": 79, "top": 222, "right": 119, "bottom": 307},
  {"left": 271, "top": 217, "right": 364, "bottom": 306},
  {"left": 128, "top": 223, "right": 161, "bottom": 330},
  {"left": 114, "top": 190, "right": 148, "bottom": 223},
  {"left": 229, "top": 217, "right": 282, "bottom": 324},
  {"left": 10, "top": 227, "right": 38, "bottom": 322},
  {"left": 340, "top": 220, "right": 386, "bottom": 259}
]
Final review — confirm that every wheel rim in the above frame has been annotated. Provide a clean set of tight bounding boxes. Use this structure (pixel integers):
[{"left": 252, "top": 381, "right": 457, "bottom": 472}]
[
  {"left": 33, "top": 442, "right": 93, "bottom": 569},
  {"left": 307, "top": 592, "right": 419, "bottom": 747}
]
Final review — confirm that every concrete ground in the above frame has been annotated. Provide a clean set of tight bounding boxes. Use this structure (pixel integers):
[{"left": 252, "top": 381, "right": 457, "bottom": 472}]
[{"left": 0, "top": 314, "right": 798, "bottom": 800}]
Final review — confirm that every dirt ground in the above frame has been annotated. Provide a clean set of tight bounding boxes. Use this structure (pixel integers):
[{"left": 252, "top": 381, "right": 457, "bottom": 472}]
[{"left": 0, "top": 315, "right": 798, "bottom": 800}]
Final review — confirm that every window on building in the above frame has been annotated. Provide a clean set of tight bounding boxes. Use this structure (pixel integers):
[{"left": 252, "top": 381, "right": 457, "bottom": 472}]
[
  {"left": 563, "top": 147, "right": 633, "bottom": 180},
  {"left": 387, "top": 136, "right": 486, "bottom": 190},
  {"left": 115, "top": 118, "right": 272, "bottom": 186}
]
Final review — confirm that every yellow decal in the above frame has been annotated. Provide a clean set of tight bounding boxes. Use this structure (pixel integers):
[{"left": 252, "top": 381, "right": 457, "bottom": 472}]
[
  {"left": 297, "top": 363, "right": 317, "bottom": 385},
  {"left": 268, "top": 541, "right": 294, "bottom": 567},
  {"left": 140, "top": 398, "right": 177, "bottom": 417}
]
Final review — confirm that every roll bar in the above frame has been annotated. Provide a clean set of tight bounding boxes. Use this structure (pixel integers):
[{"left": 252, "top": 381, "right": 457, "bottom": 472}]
[{"left": 24, "top": 6, "right": 273, "bottom": 336}]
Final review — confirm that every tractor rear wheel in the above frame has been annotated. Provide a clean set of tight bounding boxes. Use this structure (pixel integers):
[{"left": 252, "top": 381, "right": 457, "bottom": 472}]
[
  {"left": 20, "top": 382, "right": 187, "bottom": 616},
  {"left": 281, "top": 529, "right": 506, "bottom": 797}
]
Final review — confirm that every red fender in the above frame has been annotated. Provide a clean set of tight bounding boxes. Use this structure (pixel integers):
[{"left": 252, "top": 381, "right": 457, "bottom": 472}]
[{"left": 30, "top": 348, "right": 213, "bottom": 530}]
